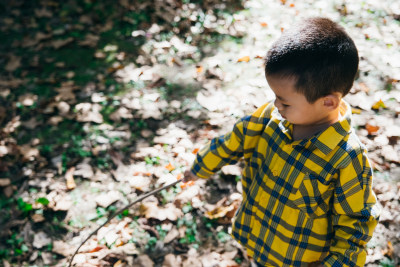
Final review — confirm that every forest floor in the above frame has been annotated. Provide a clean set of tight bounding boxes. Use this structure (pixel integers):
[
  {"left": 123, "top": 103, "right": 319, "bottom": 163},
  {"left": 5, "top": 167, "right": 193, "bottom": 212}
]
[{"left": 1, "top": 0, "right": 400, "bottom": 266}]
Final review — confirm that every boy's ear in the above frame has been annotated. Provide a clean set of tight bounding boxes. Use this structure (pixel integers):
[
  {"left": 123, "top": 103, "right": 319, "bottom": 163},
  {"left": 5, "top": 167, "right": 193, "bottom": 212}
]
[{"left": 322, "top": 93, "right": 341, "bottom": 110}]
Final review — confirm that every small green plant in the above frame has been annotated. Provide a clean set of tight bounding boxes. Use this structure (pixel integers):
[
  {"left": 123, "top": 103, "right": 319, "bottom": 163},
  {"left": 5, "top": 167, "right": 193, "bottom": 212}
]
[
  {"left": 68, "top": 218, "right": 84, "bottom": 228},
  {"left": 145, "top": 156, "right": 160, "bottom": 165},
  {"left": 182, "top": 202, "right": 193, "bottom": 214},
  {"left": 36, "top": 197, "right": 50, "bottom": 206},
  {"left": 155, "top": 225, "right": 168, "bottom": 240},
  {"left": 117, "top": 209, "right": 129, "bottom": 220},
  {"left": 5, "top": 233, "right": 29, "bottom": 256},
  {"left": 235, "top": 257, "right": 243, "bottom": 264},
  {"left": 177, "top": 216, "right": 198, "bottom": 245},
  {"left": 146, "top": 236, "right": 158, "bottom": 250},
  {"left": 160, "top": 185, "right": 181, "bottom": 204},
  {"left": 17, "top": 198, "right": 32, "bottom": 215},
  {"left": 216, "top": 230, "right": 231, "bottom": 243},
  {"left": 380, "top": 257, "right": 395, "bottom": 267},
  {"left": 203, "top": 217, "right": 217, "bottom": 229}
]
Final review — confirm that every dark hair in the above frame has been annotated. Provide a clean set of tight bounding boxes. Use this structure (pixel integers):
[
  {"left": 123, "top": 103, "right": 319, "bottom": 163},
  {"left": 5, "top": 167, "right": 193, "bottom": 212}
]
[{"left": 265, "top": 17, "right": 359, "bottom": 103}]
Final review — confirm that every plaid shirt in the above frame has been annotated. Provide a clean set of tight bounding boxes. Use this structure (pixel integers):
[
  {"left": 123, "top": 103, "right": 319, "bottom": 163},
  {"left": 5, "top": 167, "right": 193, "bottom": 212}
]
[{"left": 191, "top": 101, "right": 379, "bottom": 267}]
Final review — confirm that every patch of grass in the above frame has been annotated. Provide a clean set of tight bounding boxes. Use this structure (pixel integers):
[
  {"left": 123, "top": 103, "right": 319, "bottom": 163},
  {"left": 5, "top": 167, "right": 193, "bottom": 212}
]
[
  {"left": 17, "top": 198, "right": 33, "bottom": 215},
  {"left": 36, "top": 197, "right": 50, "bottom": 206},
  {"left": 177, "top": 216, "right": 199, "bottom": 245},
  {"left": 216, "top": 230, "right": 231, "bottom": 243},
  {"left": 158, "top": 81, "right": 199, "bottom": 101},
  {"left": 160, "top": 185, "right": 182, "bottom": 205},
  {"left": 145, "top": 156, "right": 160, "bottom": 166},
  {"left": 380, "top": 257, "right": 395, "bottom": 267},
  {"left": 4, "top": 233, "right": 29, "bottom": 257}
]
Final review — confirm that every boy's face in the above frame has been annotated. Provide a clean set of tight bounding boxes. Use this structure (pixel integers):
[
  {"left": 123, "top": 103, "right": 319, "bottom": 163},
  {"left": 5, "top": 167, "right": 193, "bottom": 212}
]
[{"left": 266, "top": 75, "right": 336, "bottom": 126}]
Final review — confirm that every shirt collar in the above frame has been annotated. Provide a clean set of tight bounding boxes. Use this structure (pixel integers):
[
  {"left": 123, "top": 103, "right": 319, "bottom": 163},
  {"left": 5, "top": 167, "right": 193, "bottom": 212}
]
[{"left": 271, "top": 100, "right": 352, "bottom": 155}]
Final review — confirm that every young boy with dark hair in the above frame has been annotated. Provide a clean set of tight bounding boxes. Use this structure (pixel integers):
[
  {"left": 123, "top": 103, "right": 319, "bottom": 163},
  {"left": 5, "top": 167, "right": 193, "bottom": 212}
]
[{"left": 184, "top": 17, "right": 379, "bottom": 266}]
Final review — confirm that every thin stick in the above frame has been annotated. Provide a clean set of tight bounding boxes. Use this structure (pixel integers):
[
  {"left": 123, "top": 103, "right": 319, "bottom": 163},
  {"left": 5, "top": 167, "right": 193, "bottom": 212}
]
[{"left": 68, "top": 178, "right": 184, "bottom": 267}]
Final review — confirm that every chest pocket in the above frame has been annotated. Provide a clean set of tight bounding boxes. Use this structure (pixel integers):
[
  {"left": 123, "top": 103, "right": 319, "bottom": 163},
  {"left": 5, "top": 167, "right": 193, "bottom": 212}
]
[{"left": 290, "top": 172, "right": 335, "bottom": 218}]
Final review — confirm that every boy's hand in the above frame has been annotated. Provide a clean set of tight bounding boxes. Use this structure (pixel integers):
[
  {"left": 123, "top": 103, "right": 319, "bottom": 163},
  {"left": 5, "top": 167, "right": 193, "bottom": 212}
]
[{"left": 183, "top": 170, "right": 199, "bottom": 183}]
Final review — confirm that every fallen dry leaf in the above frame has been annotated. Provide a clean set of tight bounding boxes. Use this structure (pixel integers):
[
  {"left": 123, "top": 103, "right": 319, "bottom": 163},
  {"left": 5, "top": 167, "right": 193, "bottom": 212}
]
[
  {"left": 33, "top": 231, "right": 51, "bottom": 249},
  {"left": 386, "top": 125, "right": 400, "bottom": 138},
  {"left": 0, "top": 178, "right": 11, "bottom": 187},
  {"left": 34, "top": 8, "right": 52, "bottom": 18},
  {"left": 382, "top": 241, "right": 394, "bottom": 258},
  {"left": 75, "top": 103, "right": 104, "bottom": 123},
  {"left": 365, "top": 123, "right": 380, "bottom": 135},
  {"left": 55, "top": 81, "right": 78, "bottom": 102},
  {"left": 132, "top": 254, "right": 154, "bottom": 267},
  {"left": 205, "top": 196, "right": 240, "bottom": 224},
  {"left": 180, "top": 180, "right": 195, "bottom": 189},
  {"left": 53, "top": 240, "right": 75, "bottom": 257},
  {"left": 205, "top": 204, "right": 236, "bottom": 220},
  {"left": 351, "top": 108, "right": 362, "bottom": 114},
  {"left": 0, "top": 145, "right": 8, "bottom": 157},
  {"left": 95, "top": 190, "right": 121, "bottom": 208},
  {"left": 35, "top": 32, "right": 52, "bottom": 42},
  {"left": 65, "top": 167, "right": 76, "bottom": 190},
  {"left": 163, "top": 254, "right": 182, "bottom": 267},
  {"left": 196, "top": 91, "right": 223, "bottom": 112},
  {"left": 163, "top": 228, "right": 179, "bottom": 244},
  {"left": 182, "top": 254, "right": 202, "bottom": 267},
  {"left": 5, "top": 54, "right": 21, "bottom": 72},
  {"left": 140, "top": 202, "right": 183, "bottom": 221},
  {"left": 3, "top": 185, "right": 14, "bottom": 198},
  {"left": 381, "top": 146, "right": 400, "bottom": 163},
  {"left": 18, "top": 93, "right": 38, "bottom": 106},
  {"left": 89, "top": 246, "right": 105, "bottom": 253},
  {"left": 0, "top": 79, "right": 25, "bottom": 88},
  {"left": 156, "top": 173, "right": 178, "bottom": 186},
  {"left": 31, "top": 213, "right": 45, "bottom": 223},
  {"left": 371, "top": 99, "right": 387, "bottom": 110},
  {"left": 128, "top": 175, "right": 152, "bottom": 191},
  {"left": 73, "top": 160, "right": 94, "bottom": 178},
  {"left": 51, "top": 37, "right": 74, "bottom": 49},
  {"left": 109, "top": 107, "right": 133, "bottom": 122},
  {"left": 114, "top": 243, "right": 138, "bottom": 255},
  {"left": 19, "top": 145, "right": 39, "bottom": 161},
  {"left": 79, "top": 33, "right": 100, "bottom": 47},
  {"left": 165, "top": 163, "right": 175, "bottom": 172},
  {"left": 237, "top": 56, "right": 250, "bottom": 62},
  {"left": 104, "top": 231, "right": 119, "bottom": 246}
]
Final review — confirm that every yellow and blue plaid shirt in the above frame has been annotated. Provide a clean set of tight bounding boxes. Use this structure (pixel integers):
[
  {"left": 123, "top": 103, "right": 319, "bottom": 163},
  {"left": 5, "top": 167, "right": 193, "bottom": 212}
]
[{"left": 191, "top": 101, "right": 379, "bottom": 267}]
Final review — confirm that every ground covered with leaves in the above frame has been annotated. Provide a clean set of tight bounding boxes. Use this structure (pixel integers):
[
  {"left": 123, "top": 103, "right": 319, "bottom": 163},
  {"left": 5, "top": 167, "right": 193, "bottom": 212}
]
[{"left": 1, "top": 0, "right": 400, "bottom": 266}]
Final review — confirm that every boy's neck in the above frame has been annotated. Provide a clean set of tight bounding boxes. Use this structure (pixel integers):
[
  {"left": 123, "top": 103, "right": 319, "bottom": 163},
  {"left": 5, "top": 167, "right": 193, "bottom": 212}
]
[{"left": 292, "top": 108, "right": 341, "bottom": 141}]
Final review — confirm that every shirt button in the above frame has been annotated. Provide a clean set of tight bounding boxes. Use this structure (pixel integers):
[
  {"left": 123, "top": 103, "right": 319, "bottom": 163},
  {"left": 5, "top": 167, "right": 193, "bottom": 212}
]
[{"left": 272, "top": 170, "right": 278, "bottom": 176}]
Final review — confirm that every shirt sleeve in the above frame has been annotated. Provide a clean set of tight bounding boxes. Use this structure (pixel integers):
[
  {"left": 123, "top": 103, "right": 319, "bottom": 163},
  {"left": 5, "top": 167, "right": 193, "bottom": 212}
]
[
  {"left": 190, "top": 119, "right": 245, "bottom": 178},
  {"left": 323, "top": 148, "right": 380, "bottom": 267}
]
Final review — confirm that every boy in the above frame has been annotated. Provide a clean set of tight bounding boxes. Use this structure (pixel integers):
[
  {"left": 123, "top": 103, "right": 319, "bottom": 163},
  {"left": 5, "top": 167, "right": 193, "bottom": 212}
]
[{"left": 184, "top": 17, "right": 379, "bottom": 266}]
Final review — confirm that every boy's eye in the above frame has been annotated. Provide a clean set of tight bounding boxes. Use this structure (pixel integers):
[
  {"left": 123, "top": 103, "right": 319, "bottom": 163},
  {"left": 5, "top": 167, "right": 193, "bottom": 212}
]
[{"left": 282, "top": 104, "right": 289, "bottom": 107}]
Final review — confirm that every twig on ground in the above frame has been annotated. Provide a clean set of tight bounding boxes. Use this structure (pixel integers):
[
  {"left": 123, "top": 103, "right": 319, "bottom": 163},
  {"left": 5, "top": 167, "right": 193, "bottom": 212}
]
[{"left": 68, "top": 178, "right": 184, "bottom": 267}]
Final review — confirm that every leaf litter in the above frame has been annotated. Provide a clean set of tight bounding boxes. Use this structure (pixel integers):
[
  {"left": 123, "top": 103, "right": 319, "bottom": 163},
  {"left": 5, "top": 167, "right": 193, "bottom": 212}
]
[{"left": 0, "top": 0, "right": 400, "bottom": 266}]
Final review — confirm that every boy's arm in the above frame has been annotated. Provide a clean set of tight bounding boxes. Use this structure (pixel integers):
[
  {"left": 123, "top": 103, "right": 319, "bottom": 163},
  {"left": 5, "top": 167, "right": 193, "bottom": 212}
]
[
  {"left": 323, "top": 149, "right": 380, "bottom": 267},
  {"left": 190, "top": 119, "right": 245, "bottom": 179}
]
